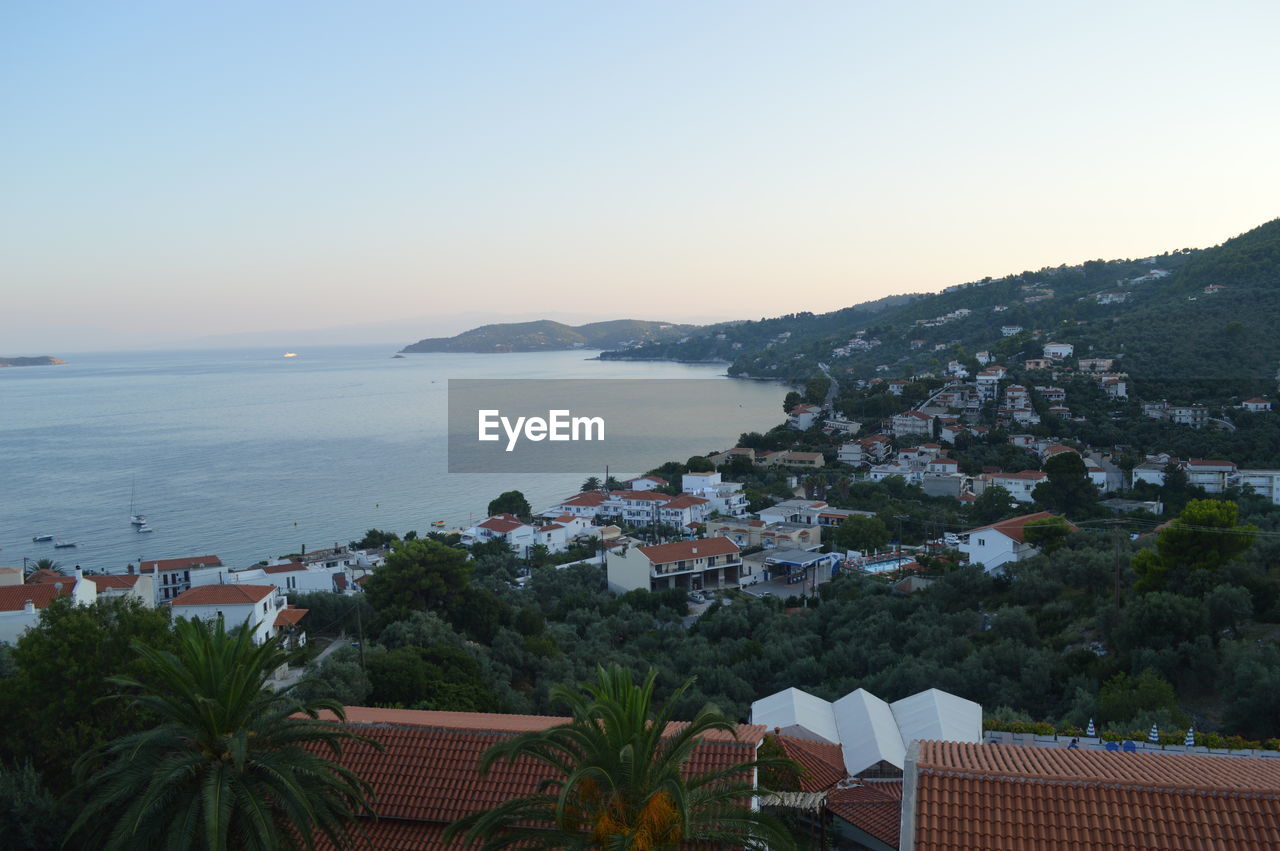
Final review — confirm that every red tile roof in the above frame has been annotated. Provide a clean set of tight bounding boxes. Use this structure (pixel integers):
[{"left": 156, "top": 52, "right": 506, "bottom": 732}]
[
  {"left": 25, "top": 569, "right": 71, "bottom": 584},
  {"left": 85, "top": 574, "right": 140, "bottom": 590},
  {"left": 610, "top": 490, "right": 672, "bottom": 502},
  {"left": 964, "top": 511, "right": 1077, "bottom": 543},
  {"left": 661, "top": 495, "right": 710, "bottom": 509},
  {"left": 773, "top": 734, "right": 846, "bottom": 792},
  {"left": 139, "top": 555, "right": 222, "bottom": 573},
  {"left": 311, "top": 707, "right": 767, "bottom": 838},
  {"left": 909, "top": 741, "right": 1280, "bottom": 850},
  {"left": 171, "top": 584, "right": 276, "bottom": 606},
  {"left": 826, "top": 781, "right": 902, "bottom": 847},
  {"left": 560, "top": 491, "right": 609, "bottom": 507},
  {"left": 274, "top": 607, "right": 308, "bottom": 627},
  {"left": 635, "top": 537, "right": 740, "bottom": 564},
  {"left": 262, "top": 563, "right": 308, "bottom": 574},
  {"left": 0, "top": 583, "right": 72, "bottom": 612},
  {"left": 477, "top": 514, "right": 528, "bottom": 533}
]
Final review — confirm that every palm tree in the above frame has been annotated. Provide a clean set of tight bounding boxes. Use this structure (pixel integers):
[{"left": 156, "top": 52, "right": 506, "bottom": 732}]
[
  {"left": 25, "top": 558, "right": 62, "bottom": 578},
  {"left": 446, "top": 664, "right": 795, "bottom": 850},
  {"left": 67, "top": 617, "right": 374, "bottom": 850}
]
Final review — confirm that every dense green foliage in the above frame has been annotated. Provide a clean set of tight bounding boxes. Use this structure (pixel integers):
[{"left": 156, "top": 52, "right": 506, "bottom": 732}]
[{"left": 68, "top": 618, "right": 373, "bottom": 850}]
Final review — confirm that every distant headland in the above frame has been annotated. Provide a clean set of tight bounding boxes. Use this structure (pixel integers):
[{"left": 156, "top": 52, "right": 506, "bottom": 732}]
[
  {"left": 0, "top": 356, "right": 65, "bottom": 367},
  {"left": 399, "top": 319, "right": 703, "bottom": 353}
]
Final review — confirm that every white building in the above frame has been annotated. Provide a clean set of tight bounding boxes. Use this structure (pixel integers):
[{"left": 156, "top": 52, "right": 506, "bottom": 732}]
[
  {"left": 0, "top": 572, "right": 97, "bottom": 645},
  {"left": 170, "top": 584, "right": 294, "bottom": 646},
  {"left": 959, "top": 512, "right": 1076, "bottom": 572},
  {"left": 681, "top": 472, "right": 749, "bottom": 517},
  {"left": 787, "top": 404, "right": 823, "bottom": 430},
  {"left": 1239, "top": 469, "right": 1280, "bottom": 504},
  {"left": 980, "top": 470, "right": 1047, "bottom": 503},
  {"left": 138, "top": 554, "right": 225, "bottom": 604},
  {"left": 189, "top": 560, "right": 350, "bottom": 595},
  {"left": 1243, "top": 398, "right": 1273, "bottom": 413},
  {"left": 461, "top": 514, "right": 538, "bottom": 555},
  {"left": 606, "top": 537, "right": 743, "bottom": 594},
  {"left": 1043, "top": 342, "right": 1074, "bottom": 360},
  {"left": 1183, "top": 459, "right": 1237, "bottom": 494},
  {"left": 85, "top": 572, "right": 155, "bottom": 607}
]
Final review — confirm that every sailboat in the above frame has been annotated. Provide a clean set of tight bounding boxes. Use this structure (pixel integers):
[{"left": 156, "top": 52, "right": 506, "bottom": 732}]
[{"left": 130, "top": 477, "right": 147, "bottom": 526}]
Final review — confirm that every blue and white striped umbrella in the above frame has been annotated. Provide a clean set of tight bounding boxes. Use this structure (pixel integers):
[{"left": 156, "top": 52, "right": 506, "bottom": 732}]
[
  {"left": 1086, "top": 718, "right": 1095, "bottom": 737},
  {"left": 1148, "top": 724, "right": 1159, "bottom": 743},
  {"left": 1184, "top": 727, "right": 1196, "bottom": 747}
]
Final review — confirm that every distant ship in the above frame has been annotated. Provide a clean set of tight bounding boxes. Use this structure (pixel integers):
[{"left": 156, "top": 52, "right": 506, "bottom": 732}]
[
  {"left": 54, "top": 539, "right": 77, "bottom": 548},
  {"left": 283, "top": 352, "right": 298, "bottom": 358},
  {"left": 32, "top": 534, "right": 53, "bottom": 542}
]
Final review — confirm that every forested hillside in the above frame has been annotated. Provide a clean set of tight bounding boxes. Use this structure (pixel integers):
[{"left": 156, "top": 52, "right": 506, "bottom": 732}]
[{"left": 606, "top": 218, "right": 1280, "bottom": 403}]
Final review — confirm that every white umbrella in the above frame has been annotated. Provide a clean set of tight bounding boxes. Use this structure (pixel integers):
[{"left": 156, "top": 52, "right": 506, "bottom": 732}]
[
  {"left": 1086, "top": 718, "right": 1095, "bottom": 737},
  {"left": 1184, "top": 727, "right": 1196, "bottom": 747},
  {"left": 1148, "top": 724, "right": 1159, "bottom": 743}
]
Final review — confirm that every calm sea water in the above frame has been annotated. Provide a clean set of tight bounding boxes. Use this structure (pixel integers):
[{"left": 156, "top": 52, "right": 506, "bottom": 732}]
[{"left": 0, "top": 347, "right": 783, "bottom": 572}]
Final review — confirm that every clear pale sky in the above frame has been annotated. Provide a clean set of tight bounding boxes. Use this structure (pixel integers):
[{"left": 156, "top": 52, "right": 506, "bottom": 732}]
[{"left": 3, "top": 1, "right": 1278, "bottom": 353}]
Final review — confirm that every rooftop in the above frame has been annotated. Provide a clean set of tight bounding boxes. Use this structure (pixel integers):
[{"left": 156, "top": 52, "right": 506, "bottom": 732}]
[
  {"left": 634, "top": 537, "right": 740, "bottom": 564},
  {"left": 908, "top": 741, "right": 1280, "bottom": 850},
  {"left": 171, "top": 584, "right": 276, "bottom": 606}
]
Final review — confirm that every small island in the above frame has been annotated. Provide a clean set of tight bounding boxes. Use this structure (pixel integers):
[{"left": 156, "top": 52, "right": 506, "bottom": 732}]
[
  {"left": 400, "top": 319, "right": 701, "bottom": 354},
  {"left": 0, "top": 356, "right": 65, "bottom": 368}
]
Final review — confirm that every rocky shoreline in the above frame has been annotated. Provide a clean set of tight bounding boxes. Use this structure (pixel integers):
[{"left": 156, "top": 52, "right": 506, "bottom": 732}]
[{"left": 0, "top": 356, "right": 65, "bottom": 367}]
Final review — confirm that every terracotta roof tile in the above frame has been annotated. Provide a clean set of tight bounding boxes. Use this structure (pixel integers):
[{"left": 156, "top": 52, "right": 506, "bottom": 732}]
[
  {"left": 635, "top": 537, "right": 740, "bottom": 564},
  {"left": 171, "top": 584, "right": 276, "bottom": 606},
  {"left": 773, "top": 734, "right": 846, "bottom": 792},
  {"left": 274, "top": 607, "right": 308, "bottom": 627},
  {"left": 910, "top": 742, "right": 1280, "bottom": 850},
  {"left": 25, "top": 569, "right": 71, "bottom": 584},
  {"left": 0, "top": 583, "right": 72, "bottom": 612},
  {"left": 477, "top": 514, "right": 528, "bottom": 533},
  {"left": 964, "top": 511, "right": 1077, "bottom": 543},
  {"left": 85, "top": 574, "right": 140, "bottom": 590},
  {"left": 311, "top": 708, "right": 767, "bottom": 837},
  {"left": 138, "top": 555, "right": 222, "bottom": 573},
  {"left": 826, "top": 781, "right": 903, "bottom": 847}
]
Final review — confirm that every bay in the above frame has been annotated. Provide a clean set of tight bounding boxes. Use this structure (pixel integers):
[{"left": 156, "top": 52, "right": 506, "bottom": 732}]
[{"left": 0, "top": 346, "right": 784, "bottom": 572}]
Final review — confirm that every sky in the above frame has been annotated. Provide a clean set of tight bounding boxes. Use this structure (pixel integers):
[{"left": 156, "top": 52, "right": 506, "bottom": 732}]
[{"left": 3, "top": 1, "right": 1279, "bottom": 353}]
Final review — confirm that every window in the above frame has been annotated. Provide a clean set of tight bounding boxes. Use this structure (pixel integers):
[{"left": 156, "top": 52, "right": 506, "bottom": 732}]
[{"left": 977, "top": 538, "right": 985, "bottom": 546}]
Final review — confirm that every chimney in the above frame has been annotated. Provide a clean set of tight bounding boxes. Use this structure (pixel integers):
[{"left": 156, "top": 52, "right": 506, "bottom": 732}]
[
  {"left": 127, "top": 563, "right": 135, "bottom": 575},
  {"left": 23, "top": 600, "right": 35, "bottom": 614}
]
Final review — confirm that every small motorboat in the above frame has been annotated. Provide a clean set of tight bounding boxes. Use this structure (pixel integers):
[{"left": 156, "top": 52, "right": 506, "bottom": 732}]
[
  {"left": 432, "top": 520, "right": 446, "bottom": 527},
  {"left": 137, "top": 523, "right": 154, "bottom": 534},
  {"left": 32, "top": 534, "right": 54, "bottom": 542},
  {"left": 54, "top": 539, "right": 77, "bottom": 548},
  {"left": 283, "top": 352, "right": 298, "bottom": 358}
]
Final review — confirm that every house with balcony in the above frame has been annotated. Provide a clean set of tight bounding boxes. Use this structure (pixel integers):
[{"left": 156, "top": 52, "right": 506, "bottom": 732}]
[
  {"left": 1243, "top": 398, "right": 1273, "bottom": 413},
  {"left": 838, "top": 435, "right": 893, "bottom": 466},
  {"left": 891, "top": 411, "right": 934, "bottom": 437},
  {"left": 606, "top": 537, "right": 743, "bottom": 594},
  {"left": 787, "top": 403, "right": 824, "bottom": 430},
  {"left": 138, "top": 555, "right": 224, "bottom": 604},
  {"left": 1184, "top": 459, "right": 1238, "bottom": 493},
  {"left": 1043, "top": 342, "right": 1074, "bottom": 360},
  {"left": 1168, "top": 405, "right": 1210, "bottom": 428},
  {"left": 976, "top": 470, "right": 1047, "bottom": 503},
  {"left": 1078, "top": 358, "right": 1114, "bottom": 373},
  {"left": 170, "top": 584, "right": 296, "bottom": 647},
  {"left": 681, "top": 472, "right": 749, "bottom": 517},
  {"left": 1239, "top": 468, "right": 1280, "bottom": 504}
]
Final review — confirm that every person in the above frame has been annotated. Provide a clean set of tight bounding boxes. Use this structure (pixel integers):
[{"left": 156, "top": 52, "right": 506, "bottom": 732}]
[{"left": 1067, "top": 738, "right": 1079, "bottom": 749}]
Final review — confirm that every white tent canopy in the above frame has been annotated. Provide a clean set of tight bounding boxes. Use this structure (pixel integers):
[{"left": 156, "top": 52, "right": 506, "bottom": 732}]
[{"left": 751, "top": 685, "right": 982, "bottom": 777}]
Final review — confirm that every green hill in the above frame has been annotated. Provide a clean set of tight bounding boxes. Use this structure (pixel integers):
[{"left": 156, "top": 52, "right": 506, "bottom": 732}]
[
  {"left": 400, "top": 319, "right": 703, "bottom": 353},
  {"left": 603, "top": 217, "right": 1280, "bottom": 401}
]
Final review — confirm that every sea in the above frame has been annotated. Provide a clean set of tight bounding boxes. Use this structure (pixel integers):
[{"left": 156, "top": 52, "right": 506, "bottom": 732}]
[{"left": 0, "top": 346, "right": 784, "bottom": 573}]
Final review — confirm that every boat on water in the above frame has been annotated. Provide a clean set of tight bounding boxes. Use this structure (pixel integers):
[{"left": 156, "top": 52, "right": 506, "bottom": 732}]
[
  {"left": 137, "top": 523, "right": 154, "bottom": 534},
  {"left": 32, "top": 534, "right": 54, "bottom": 542},
  {"left": 283, "top": 352, "right": 298, "bottom": 358},
  {"left": 54, "top": 539, "right": 77, "bottom": 548},
  {"left": 432, "top": 520, "right": 446, "bottom": 527},
  {"left": 129, "top": 476, "right": 147, "bottom": 526}
]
